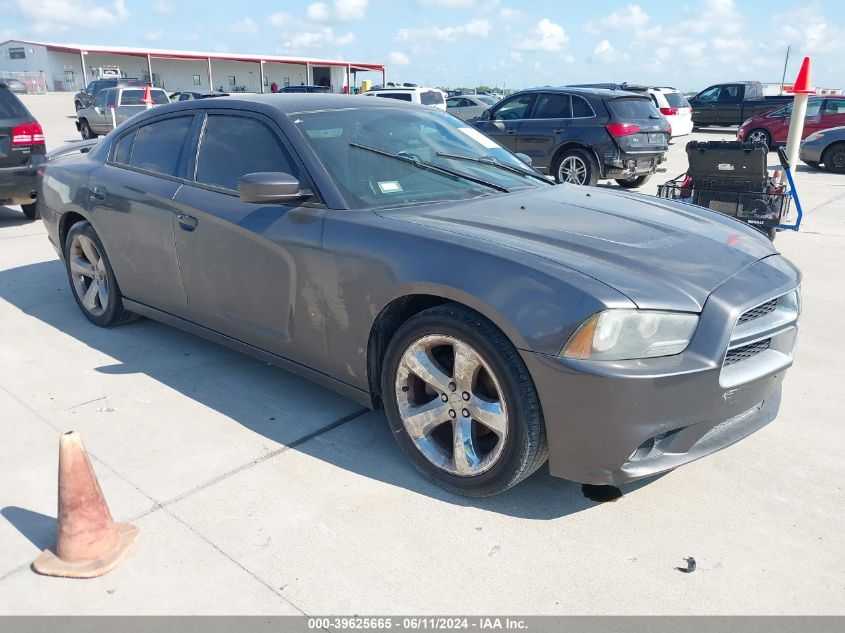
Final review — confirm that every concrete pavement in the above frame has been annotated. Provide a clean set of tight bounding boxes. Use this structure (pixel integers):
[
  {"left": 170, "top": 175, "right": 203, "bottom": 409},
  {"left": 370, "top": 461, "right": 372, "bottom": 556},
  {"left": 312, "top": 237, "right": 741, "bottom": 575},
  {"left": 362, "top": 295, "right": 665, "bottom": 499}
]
[{"left": 0, "top": 93, "right": 842, "bottom": 615}]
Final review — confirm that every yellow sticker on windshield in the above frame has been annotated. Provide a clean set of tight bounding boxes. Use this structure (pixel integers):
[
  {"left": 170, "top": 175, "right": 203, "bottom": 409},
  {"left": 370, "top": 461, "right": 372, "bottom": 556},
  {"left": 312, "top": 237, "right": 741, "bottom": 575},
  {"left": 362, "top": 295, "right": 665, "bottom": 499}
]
[{"left": 378, "top": 181, "right": 403, "bottom": 193}]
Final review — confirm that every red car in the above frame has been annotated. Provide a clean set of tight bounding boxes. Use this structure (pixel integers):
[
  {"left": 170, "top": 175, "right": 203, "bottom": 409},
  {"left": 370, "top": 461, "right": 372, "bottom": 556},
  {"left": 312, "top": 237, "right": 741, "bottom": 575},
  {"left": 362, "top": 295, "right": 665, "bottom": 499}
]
[{"left": 737, "top": 95, "right": 845, "bottom": 148}]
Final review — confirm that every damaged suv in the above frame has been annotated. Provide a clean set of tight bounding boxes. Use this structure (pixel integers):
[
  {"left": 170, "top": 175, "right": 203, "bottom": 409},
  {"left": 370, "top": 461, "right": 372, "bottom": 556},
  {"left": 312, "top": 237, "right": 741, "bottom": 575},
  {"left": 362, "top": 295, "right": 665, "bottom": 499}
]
[{"left": 472, "top": 86, "right": 669, "bottom": 187}]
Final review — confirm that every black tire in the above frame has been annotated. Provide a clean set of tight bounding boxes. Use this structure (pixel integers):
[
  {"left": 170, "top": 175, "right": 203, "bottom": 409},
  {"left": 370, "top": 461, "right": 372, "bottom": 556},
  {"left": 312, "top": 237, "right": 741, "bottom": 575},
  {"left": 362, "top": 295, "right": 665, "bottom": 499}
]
[
  {"left": 381, "top": 304, "right": 548, "bottom": 497},
  {"left": 64, "top": 221, "right": 134, "bottom": 327},
  {"left": 615, "top": 174, "right": 651, "bottom": 188},
  {"left": 74, "top": 101, "right": 83, "bottom": 111},
  {"left": 553, "top": 148, "right": 600, "bottom": 186},
  {"left": 745, "top": 128, "right": 771, "bottom": 150},
  {"left": 802, "top": 160, "right": 820, "bottom": 169},
  {"left": 766, "top": 228, "right": 777, "bottom": 241},
  {"left": 21, "top": 202, "right": 39, "bottom": 220},
  {"left": 822, "top": 143, "right": 845, "bottom": 174},
  {"left": 79, "top": 119, "right": 96, "bottom": 140}
]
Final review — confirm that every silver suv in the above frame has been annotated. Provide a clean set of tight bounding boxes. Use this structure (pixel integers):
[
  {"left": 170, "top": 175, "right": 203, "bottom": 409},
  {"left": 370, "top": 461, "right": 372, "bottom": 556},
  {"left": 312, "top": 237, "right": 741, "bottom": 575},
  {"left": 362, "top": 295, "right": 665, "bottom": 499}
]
[{"left": 75, "top": 87, "right": 170, "bottom": 139}]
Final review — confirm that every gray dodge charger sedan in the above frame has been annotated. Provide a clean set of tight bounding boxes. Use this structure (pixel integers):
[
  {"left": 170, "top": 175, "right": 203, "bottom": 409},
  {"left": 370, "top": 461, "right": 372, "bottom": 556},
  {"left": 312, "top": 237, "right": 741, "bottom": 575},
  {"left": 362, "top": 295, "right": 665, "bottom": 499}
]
[{"left": 38, "top": 95, "right": 801, "bottom": 496}]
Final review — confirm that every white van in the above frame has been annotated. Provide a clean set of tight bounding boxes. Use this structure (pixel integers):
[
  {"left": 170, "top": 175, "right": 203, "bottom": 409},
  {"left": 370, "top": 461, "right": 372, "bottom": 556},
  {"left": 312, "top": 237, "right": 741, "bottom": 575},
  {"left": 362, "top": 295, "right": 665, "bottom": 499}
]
[{"left": 364, "top": 87, "right": 447, "bottom": 110}]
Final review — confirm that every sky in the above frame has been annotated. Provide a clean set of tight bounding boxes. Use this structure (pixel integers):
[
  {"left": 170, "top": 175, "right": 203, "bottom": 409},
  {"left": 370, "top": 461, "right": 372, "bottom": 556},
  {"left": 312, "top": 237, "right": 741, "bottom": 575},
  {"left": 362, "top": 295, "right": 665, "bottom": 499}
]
[{"left": 1, "top": 0, "right": 844, "bottom": 91}]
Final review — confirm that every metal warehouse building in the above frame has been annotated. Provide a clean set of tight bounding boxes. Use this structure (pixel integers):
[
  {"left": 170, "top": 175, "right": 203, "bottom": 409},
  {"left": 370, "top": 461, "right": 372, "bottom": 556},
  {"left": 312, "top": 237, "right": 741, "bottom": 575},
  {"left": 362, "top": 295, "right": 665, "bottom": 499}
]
[{"left": 0, "top": 39, "right": 385, "bottom": 94}]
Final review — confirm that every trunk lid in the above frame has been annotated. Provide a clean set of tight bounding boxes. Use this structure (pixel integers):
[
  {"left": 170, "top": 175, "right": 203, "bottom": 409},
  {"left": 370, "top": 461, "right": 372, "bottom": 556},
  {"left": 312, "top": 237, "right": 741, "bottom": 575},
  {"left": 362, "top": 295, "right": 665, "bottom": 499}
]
[{"left": 607, "top": 96, "right": 670, "bottom": 153}]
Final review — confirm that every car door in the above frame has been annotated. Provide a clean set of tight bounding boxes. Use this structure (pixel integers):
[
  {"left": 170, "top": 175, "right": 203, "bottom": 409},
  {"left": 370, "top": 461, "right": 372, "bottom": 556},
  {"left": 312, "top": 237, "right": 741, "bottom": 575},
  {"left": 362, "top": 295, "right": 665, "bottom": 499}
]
[
  {"left": 87, "top": 113, "right": 197, "bottom": 316},
  {"left": 446, "top": 97, "right": 463, "bottom": 120},
  {"left": 515, "top": 92, "right": 571, "bottom": 171},
  {"left": 689, "top": 85, "right": 721, "bottom": 124},
  {"left": 472, "top": 92, "right": 536, "bottom": 152},
  {"left": 820, "top": 98, "right": 845, "bottom": 130},
  {"left": 88, "top": 89, "right": 111, "bottom": 134},
  {"left": 171, "top": 110, "right": 327, "bottom": 363},
  {"left": 715, "top": 84, "right": 743, "bottom": 125}
]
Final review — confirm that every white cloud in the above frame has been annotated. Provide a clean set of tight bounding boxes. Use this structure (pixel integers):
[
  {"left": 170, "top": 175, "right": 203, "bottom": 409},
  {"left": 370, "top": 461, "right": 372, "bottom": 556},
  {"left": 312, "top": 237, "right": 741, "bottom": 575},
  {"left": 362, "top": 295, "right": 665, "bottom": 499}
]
[
  {"left": 282, "top": 26, "right": 356, "bottom": 50},
  {"left": 388, "top": 51, "right": 410, "bottom": 65},
  {"left": 593, "top": 39, "right": 614, "bottom": 61},
  {"left": 585, "top": 4, "right": 649, "bottom": 35},
  {"left": 509, "top": 50, "right": 523, "bottom": 62},
  {"left": 144, "top": 30, "right": 163, "bottom": 42},
  {"left": 307, "top": 0, "right": 368, "bottom": 22},
  {"left": 152, "top": 0, "right": 172, "bottom": 13},
  {"left": 500, "top": 7, "right": 521, "bottom": 19},
  {"left": 394, "top": 18, "right": 491, "bottom": 43},
  {"left": 416, "top": 0, "right": 477, "bottom": 7},
  {"left": 779, "top": 4, "right": 844, "bottom": 54},
  {"left": 514, "top": 18, "right": 568, "bottom": 52},
  {"left": 268, "top": 12, "right": 291, "bottom": 27},
  {"left": 16, "top": 0, "right": 129, "bottom": 33},
  {"left": 231, "top": 17, "right": 258, "bottom": 35}
]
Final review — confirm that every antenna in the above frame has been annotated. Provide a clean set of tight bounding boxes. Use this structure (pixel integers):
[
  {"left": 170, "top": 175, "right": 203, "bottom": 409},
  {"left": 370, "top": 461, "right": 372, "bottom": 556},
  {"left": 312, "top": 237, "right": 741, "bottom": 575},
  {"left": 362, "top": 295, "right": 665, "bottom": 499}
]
[{"left": 780, "top": 45, "right": 791, "bottom": 93}]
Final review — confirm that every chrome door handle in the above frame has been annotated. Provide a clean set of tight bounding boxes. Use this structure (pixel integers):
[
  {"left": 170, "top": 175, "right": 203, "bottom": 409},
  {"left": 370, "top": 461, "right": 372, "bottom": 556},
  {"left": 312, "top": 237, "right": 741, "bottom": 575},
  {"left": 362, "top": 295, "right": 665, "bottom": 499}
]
[
  {"left": 91, "top": 186, "right": 107, "bottom": 201},
  {"left": 177, "top": 214, "right": 198, "bottom": 232}
]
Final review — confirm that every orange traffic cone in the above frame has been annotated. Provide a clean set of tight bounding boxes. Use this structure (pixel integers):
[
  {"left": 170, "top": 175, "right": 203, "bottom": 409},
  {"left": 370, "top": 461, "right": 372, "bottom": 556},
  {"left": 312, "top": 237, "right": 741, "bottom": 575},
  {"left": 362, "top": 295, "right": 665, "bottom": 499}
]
[
  {"left": 32, "top": 431, "right": 138, "bottom": 578},
  {"left": 793, "top": 57, "right": 815, "bottom": 94},
  {"left": 142, "top": 85, "right": 153, "bottom": 109}
]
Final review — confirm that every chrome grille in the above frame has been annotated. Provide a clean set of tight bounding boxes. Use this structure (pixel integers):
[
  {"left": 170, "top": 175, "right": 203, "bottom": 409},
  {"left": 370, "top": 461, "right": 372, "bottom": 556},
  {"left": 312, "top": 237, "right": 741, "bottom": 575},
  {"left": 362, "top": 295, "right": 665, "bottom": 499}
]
[
  {"left": 724, "top": 339, "right": 771, "bottom": 366},
  {"left": 737, "top": 299, "right": 777, "bottom": 325}
]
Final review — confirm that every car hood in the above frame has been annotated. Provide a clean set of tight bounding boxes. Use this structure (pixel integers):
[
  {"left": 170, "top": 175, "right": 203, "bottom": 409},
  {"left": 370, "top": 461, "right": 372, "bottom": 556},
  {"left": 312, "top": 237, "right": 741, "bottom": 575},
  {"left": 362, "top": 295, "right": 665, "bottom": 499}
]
[{"left": 378, "top": 185, "right": 777, "bottom": 312}]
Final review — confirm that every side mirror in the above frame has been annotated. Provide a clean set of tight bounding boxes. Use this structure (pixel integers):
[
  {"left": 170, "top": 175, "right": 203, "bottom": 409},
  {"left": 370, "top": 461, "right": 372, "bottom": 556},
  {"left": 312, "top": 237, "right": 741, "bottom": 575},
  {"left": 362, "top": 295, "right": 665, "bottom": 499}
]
[
  {"left": 515, "top": 153, "right": 532, "bottom": 166},
  {"left": 480, "top": 109, "right": 491, "bottom": 120},
  {"left": 237, "top": 172, "right": 307, "bottom": 204}
]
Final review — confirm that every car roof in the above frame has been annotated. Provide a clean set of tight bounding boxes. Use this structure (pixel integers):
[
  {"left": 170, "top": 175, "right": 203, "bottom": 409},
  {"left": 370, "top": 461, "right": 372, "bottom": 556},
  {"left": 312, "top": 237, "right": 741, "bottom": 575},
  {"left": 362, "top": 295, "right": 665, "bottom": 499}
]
[{"left": 522, "top": 86, "right": 650, "bottom": 99}]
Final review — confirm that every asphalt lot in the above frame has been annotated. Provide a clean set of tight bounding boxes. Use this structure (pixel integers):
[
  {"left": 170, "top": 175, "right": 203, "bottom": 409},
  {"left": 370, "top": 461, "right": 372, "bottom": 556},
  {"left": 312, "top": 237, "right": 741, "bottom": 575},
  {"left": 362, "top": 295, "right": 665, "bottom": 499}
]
[{"left": 0, "top": 93, "right": 843, "bottom": 614}]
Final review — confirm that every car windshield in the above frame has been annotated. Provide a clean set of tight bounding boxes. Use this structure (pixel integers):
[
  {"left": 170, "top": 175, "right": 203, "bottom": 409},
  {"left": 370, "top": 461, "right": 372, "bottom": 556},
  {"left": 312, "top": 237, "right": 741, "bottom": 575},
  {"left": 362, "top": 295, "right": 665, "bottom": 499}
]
[
  {"left": 478, "top": 96, "right": 498, "bottom": 105},
  {"left": 291, "top": 106, "right": 550, "bottom": 209}
]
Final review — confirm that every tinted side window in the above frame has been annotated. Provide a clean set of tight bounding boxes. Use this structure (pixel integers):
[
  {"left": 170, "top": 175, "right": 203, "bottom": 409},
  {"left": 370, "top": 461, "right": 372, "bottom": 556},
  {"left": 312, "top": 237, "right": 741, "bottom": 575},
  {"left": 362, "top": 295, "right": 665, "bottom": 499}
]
[
  {"left": 0, "top": 88, "right": 29, "bottom": 118},
  {"left": 492, "top": 93, "right": 534, "bottom": 120},
  {"left": 446, "top": 98, "right": 461, "bottom": 107},
  {"left": 130, "top": 116, "right": 193, "bottom": 177},
  {"left": 533, "top": 93, "right": 571, "bottom": 119},
  {"left": 377, "top": 93, "right": 413, "bottom": 102},
  {"left": 571, "top": 96, "right": 593, "bottom": 117},
  {"left": 93, "top": 91, "right": 107, "bottom": 108},
  {"left": 114, "top": 129, "right": 137, "bottom": 164},
  {"left": 420, "top": 90, "right": 444, "bottom": 106},
  {"left": 196, "top": 115, "right": 298, "bottom": 192}
]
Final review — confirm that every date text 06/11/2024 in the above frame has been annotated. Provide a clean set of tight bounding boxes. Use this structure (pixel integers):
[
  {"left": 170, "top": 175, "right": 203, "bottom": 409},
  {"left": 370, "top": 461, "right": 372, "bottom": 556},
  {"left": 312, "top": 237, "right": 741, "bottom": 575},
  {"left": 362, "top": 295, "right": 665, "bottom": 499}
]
[{"left": 307, "top": 617, "right": 528, "bottom": 630}]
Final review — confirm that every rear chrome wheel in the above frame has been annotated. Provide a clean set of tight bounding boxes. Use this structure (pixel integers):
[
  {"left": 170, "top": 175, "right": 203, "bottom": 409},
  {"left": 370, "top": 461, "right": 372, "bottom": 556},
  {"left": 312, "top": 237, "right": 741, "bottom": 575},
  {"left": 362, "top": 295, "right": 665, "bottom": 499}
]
[
  {"left": 63, "top": 220, "right": 135, "bottom": 327},
  {"left": 558, "top": 155, "right": 588, "bottom": 184},
  {"left": 395, "top": 334, "right": 508, "bottom": 476},
  {"left": 69, "top": 233, "right": 109, "bottom": 317},
  {"left": 381, "top": 304, "right": 548, "bottom": 497}
]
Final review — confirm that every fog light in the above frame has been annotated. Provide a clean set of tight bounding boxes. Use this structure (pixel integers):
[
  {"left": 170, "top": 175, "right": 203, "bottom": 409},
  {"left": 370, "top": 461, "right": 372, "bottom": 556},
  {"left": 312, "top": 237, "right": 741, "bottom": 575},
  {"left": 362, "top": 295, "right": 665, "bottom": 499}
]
[{"left": 628, "top": 428, "right": 682, "bottom": 462}]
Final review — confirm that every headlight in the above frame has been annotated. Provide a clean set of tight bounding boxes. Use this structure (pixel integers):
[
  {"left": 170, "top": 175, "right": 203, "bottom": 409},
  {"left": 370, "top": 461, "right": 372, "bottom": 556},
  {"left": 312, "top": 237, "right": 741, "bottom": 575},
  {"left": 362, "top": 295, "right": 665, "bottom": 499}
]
[
  {"left": 561, "top": 310, "right": 699, "bottom": 360},
  {"left": 804, "top": 131, "right": 824, "bottom": 142}
]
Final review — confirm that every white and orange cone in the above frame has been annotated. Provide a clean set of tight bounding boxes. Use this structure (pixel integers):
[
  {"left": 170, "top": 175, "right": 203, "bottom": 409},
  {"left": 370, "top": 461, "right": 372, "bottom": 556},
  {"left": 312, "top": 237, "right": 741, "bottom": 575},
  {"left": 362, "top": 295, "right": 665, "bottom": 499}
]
[{"left": 32, "top": 431, "right": 139, "bottom": 578}]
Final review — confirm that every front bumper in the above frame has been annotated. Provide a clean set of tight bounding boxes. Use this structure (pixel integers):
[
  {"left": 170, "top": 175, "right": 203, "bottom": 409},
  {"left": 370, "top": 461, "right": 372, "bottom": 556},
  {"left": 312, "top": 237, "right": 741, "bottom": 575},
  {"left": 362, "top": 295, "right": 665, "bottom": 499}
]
[
  {"left": 799, "top": 142, "right": 824, "bottom": 164},
  {"left": 525, "top": 255, "right": 800, "bottom": 485}
]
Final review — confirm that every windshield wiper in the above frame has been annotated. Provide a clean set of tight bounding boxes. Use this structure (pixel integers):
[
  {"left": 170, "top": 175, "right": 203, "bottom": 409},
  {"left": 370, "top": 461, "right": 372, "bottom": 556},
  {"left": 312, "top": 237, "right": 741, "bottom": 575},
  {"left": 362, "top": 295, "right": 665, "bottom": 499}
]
[
  {"left": 349, "top": 142, "right": 510, "bottom": 193},
  {"left": 436, "top": 151, "right": 551, "bottom": 185}
]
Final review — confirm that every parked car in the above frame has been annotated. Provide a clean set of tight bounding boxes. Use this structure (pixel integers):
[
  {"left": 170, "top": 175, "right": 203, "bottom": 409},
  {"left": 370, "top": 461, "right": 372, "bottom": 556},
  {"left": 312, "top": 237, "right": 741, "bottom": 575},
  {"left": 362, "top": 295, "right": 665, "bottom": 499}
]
[
  {"left": 38, "top": 94, "right": 800, "bottom": 496},
  {"left": 73, "top": 78, "right": 143, "bottom": 111},
  {"left": 3, "top": 78, "right": 27, "bottom": 94},
  {"left": 279, "top": 85, "right": 330, "bottom": 94},
  {"left": 471, "top": 87, "right": 669, "bottom": 187},
  {"left": 569, "top": 83, "right": 693, "bottom": 137},
  {"left": 169, "top": 91, "right": 229, "bottom": 101},
  {"left": 76, "top": 87, "right": 170, "bottom": 139},
  {"left": 687, "top": 81, "right": 792, "bottom": 127},
  {"left": 446, "top": 94, "right": 498, "bottom": 121},
  {"left": 0, "top": 83, "right": 45, "bottom": 219},
  {"left": 737, "top": 96, "right": 845, "bottom": 149},
  {"left": 800, "top": 125, "right": 845, "bottom": 173},
  {"left": 364, "top": 87, "right": 447, "bottom": 110}
]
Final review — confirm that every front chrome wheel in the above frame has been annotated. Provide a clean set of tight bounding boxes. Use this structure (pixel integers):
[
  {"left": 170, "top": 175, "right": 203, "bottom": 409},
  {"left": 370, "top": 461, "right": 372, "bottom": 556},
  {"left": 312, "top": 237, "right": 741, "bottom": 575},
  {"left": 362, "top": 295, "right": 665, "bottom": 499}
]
[
  {"left": 394, "top": 334, "right": 508, "bottom": 476},
  {"left": 747, "top": 129, "right": 770, "bottom": 146},
  {"left": 558, "top": 155, "right": 588, "bottom": 184},
  {"left": 69, "top": 234, "right": 109, "bottom": 317}
]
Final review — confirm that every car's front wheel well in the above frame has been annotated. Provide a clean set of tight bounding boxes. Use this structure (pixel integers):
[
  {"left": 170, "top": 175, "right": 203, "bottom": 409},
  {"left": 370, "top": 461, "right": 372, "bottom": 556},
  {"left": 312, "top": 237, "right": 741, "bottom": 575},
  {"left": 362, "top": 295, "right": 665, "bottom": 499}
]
[
  {"left": 367, "top": 294, "right": 457, "bottom": 408},
  {"left": 59, "top": 211, "right": 87, "bottom": 256}
]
